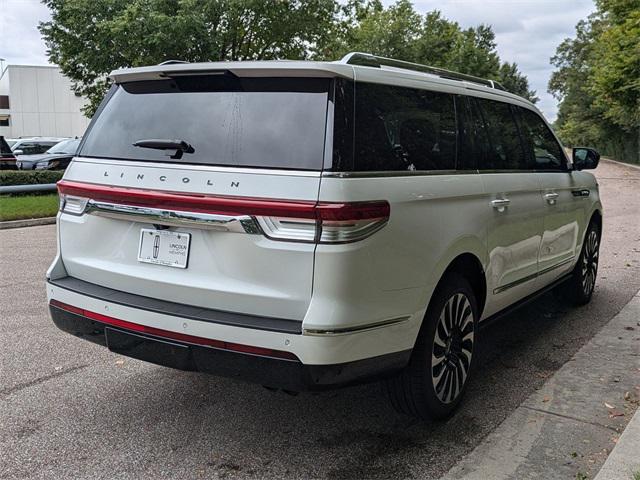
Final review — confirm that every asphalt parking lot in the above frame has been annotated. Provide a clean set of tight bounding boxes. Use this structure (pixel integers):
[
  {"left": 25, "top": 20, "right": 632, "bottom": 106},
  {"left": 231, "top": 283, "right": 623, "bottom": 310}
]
[{"left": 1, "top": 160, "right": 639, "bottom": 480}]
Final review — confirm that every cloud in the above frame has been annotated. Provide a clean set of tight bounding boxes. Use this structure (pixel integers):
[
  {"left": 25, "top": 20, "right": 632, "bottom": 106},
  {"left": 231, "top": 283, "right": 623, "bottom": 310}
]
[{"left": 0, "top": 0, "right": 52, "bottom": 66}]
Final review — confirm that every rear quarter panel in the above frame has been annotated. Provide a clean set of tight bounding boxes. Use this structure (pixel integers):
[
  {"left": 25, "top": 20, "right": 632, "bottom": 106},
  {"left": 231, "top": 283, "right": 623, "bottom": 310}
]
[{"left": 309, "top": 173, "right": 489, "bottom": 341}]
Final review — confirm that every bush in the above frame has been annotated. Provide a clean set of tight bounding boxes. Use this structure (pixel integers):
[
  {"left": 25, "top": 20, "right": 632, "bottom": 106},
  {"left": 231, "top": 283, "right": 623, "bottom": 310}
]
[{"left": 0, "top": 170, "right": 64, "bottom": 187}]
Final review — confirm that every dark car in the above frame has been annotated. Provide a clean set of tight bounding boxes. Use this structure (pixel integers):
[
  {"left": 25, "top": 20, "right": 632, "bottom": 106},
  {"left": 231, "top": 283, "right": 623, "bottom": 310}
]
[
  {"left": 16, "top": 138, "right": 81, "bottom": 170},
  {"left": 0, "top": 136, "right": 17, "bottom": 170}
]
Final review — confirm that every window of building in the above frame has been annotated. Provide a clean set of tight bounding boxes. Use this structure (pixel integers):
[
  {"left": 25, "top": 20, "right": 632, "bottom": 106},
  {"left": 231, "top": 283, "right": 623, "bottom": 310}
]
[
  {"left": 353, "top": 82, "right": 457, "bottom": 171},
  {"left": 0, "top": 95, "right": 9, "bottom": 109},
  {"left": 0, "top": 116, "right": 9, "bottom": 127}
]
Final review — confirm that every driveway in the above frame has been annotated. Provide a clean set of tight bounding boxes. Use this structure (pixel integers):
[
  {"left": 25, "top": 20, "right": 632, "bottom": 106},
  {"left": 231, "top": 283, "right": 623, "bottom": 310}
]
[{"left": 1, "top": 159, "right": 639, "bottom": 479}]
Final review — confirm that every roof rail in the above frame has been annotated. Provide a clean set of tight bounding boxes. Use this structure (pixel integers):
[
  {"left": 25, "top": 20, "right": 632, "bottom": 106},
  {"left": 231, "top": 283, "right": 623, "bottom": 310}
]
[
  {"left": 158, "top": 59, "right": 189, "bottom": 66},
  {"left": 340, "top": 52, "right": 506, "bottom": 91}
]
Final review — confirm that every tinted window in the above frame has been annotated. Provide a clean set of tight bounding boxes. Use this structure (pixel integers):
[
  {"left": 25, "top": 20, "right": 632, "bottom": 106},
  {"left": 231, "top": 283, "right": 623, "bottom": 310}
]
[
  {"left": 80, "top": 77, "right": 330, "bottom": 170},
  {"left": 475, "top": 98, "right": 528, "bottom": 170},
  {"left": 14, "top": 142, "right": 56, "bottom": 155},
  {"left": 517, "top": 107, "right": 566, "bottom": 170},
  {"left": 48, "top": 138, "right": 81, "bottom": 155},
  {"left": 1, "top": 137, "right": 14, "bottom": 157},
  {"left": 353, "top": 83, "right": 456, "bottom": 171}
]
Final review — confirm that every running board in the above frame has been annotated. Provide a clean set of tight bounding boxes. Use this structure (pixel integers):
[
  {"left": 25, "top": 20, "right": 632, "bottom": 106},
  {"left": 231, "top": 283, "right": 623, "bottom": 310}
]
[{"left": 481, "top": 273, "right": 574, "bottom": 328}]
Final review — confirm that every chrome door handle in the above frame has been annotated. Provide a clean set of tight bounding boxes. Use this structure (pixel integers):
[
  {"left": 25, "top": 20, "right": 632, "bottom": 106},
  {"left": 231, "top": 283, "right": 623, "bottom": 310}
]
[
  {"left": 544, "top": 192, "right": 559, "bottom": 205},
  {"left": 491, "top": 198, "right": 510, "bottom": 212}
]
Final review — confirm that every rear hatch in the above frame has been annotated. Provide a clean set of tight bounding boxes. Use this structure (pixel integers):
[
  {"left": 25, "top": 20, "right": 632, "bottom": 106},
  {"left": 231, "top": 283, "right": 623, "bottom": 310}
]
[{"left": 57, "top": 71, "right": 335, "bottom": 321}]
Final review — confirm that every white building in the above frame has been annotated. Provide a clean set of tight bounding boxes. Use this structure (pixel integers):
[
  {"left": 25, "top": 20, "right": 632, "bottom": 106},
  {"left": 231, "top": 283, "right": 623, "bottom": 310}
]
[{"left": 0, "top": 64, "right": 90, "bottom": 138}]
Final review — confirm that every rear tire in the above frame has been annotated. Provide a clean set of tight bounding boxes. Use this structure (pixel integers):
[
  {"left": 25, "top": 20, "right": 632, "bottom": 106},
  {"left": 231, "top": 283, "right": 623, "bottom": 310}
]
[
  {"left": 386, "top": 272, "right": 478, "bottom": 420},
  {"left": 565, "top": 220, "right": 600, "bottom": 305}
]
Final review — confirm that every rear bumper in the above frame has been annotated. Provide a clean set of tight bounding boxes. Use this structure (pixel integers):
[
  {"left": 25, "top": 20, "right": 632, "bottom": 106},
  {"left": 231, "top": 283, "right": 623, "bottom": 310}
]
[{"left": 48, "top": 293, "right": 411, "bottom": 391}]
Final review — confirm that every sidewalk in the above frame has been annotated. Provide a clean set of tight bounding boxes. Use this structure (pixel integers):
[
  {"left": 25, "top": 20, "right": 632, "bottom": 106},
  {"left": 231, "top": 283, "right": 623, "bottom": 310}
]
[{"left": 443, "top": 290, "right": 640, "bottom": 480}]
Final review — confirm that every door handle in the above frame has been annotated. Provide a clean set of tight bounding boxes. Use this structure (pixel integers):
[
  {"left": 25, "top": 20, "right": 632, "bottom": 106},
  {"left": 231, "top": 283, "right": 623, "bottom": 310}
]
[
  {"left": 491, "top": 198, "right": 510, "bottom": 212},
  {"left": 544, "top": 192, "right": 559, "bottom": 205}
]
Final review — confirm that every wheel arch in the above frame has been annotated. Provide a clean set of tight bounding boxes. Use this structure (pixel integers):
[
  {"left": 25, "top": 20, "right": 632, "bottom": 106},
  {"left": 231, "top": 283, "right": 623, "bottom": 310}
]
[{"left": 425, "top": 236, "right": 489, "bottom": 320}]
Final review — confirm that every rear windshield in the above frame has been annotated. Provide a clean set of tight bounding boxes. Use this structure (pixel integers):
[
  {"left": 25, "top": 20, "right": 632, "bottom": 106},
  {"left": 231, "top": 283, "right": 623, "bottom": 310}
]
[{"left": 80, "top": 76, "right": 330, "bottom": 170}]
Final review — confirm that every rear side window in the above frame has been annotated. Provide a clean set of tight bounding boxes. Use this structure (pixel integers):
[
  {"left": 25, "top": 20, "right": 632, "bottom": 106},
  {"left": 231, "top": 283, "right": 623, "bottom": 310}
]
[
  {"left": 0, "top": 137, "right": 13, "bottom": 156},
  {"left": 517, "top": 107, "right": 566, "bottom": 170},
  {"left": 80, "top": 76, "right": 330, "bottom": 170},
  {"left": 475, "top": 98, "right": 528, "bottom": 170},
  {"left": 15, "top": 142, "right": 56, "bottom": 155},
  {"left": 353, "top": 83, "right": 456, "bottom": 171}
]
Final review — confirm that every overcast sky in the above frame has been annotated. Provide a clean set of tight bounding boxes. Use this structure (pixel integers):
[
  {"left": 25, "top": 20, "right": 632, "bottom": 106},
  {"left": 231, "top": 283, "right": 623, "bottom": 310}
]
[{"left": 0, "top": 0, "right": 595, "bottom": 121}]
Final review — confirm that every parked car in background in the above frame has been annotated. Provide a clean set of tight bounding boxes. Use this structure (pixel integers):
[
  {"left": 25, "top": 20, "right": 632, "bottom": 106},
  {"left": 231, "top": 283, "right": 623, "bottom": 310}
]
[
  {"left": 11, "top": 137, "right": 67, "bottom": 156},
  {"left": 17, "top": 137, "right": 81, "bottom": 170},
  {"left": 0, "top": 136, "right": 18, "bottom": 170}
]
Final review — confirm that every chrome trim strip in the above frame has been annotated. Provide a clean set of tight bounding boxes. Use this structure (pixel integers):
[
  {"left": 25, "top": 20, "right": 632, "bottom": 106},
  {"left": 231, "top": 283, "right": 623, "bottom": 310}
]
[
  {"left": 322, "top": 170, "right": 477, "bottom": 178},
  {"left": 85, "top": 201, "right": 262, "bottom": 233},
  {"left": 321, "top": 169, "right": 569, "bottom": 178},
  {"left": 303, "top": 316, "right": 410, "bottom": 336},
  {"left": 493, "top": 256, "right": 575, "bottom": 294},
  {"left": 72, "top": 157, "right": 322, "bottom": 177}
]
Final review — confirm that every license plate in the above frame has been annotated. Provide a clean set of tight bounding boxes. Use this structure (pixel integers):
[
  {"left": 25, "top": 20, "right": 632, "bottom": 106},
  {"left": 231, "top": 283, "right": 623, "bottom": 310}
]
[{"left": 138, "top": 229, "right": 191, "bottom": 269}]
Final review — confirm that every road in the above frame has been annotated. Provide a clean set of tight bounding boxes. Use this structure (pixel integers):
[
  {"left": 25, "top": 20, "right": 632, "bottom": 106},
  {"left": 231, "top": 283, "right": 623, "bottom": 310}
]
[{"left": 1, "top": 160, "right": 639, "bottom": 480}]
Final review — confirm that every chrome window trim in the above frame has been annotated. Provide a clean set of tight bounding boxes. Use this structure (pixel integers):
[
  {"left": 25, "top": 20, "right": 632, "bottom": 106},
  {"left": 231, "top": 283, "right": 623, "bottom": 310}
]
[{"left": 321, "top": 168, "right": 570, "bottom": 178}]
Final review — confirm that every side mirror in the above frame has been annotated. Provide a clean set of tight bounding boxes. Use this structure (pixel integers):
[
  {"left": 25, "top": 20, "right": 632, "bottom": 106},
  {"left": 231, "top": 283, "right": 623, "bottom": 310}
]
[
  {"left": 13, "top": 149, "right": 23, "bottom": 155},
  {"left": 572, "top": 147, "right": 600, "bottom": 170}
]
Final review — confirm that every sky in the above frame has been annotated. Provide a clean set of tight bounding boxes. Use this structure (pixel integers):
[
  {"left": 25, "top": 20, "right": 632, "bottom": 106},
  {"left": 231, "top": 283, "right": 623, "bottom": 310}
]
[{"left": 0, "top": 0, "right": 596, "bottom": 121}]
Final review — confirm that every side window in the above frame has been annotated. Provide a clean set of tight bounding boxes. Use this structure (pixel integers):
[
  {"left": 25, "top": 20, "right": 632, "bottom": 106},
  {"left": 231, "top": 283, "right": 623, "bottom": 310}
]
[
  {"left": 517, "top": 107, "right": 566, "bottom": 170},
  {"left": 475, "top": 98, "right": 528, "bottom": 170},
  {"left": 354, "top": 82, "right": 456, "bottom": 171}
]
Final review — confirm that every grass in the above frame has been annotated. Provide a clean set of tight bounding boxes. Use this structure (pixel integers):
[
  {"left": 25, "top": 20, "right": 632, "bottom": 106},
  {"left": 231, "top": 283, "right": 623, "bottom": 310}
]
[{"left": 0, "top": 194, "right": 59, "bottom": 221}]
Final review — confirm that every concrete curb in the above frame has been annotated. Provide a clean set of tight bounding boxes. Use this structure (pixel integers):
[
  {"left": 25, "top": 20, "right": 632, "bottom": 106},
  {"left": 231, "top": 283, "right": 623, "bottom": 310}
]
[
  {"left": 442, "top": 290, "right": 640, "bottom": 480},
  {"left": 0, "top": 217, "right": 56, "bottom": 230},
  {"left": 595, "top": 408, "right": 640, "bottom": 480}
]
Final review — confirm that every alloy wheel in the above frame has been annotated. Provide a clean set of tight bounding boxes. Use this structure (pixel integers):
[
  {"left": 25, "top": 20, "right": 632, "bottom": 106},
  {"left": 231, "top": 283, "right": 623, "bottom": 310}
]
[
  {"left": 582, "top": 229, "right": 599, "bottom": 296},
  {"left": 431, "top": 293, "right": 475, "bottom": 404}
]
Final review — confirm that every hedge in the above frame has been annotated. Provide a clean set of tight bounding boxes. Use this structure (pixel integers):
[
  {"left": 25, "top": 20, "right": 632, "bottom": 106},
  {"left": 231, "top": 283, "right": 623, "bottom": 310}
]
[{"left": 0, "top": 170, "right": 64, "bottom": 187}]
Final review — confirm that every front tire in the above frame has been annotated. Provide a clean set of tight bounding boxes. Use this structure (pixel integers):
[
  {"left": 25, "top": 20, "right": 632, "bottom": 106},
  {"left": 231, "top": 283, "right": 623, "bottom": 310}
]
[
  {"left": 387, "top": 273, "right": 478, "bottom": 420},
  {"left": 566, "top": 221, "right": 601, "bottom": 305}
]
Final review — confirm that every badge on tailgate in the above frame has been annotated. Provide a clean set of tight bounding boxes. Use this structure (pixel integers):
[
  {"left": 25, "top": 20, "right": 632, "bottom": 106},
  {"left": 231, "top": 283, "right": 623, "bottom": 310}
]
[{"left": 138, "top": 229, "right": 191, "bottom": 269}]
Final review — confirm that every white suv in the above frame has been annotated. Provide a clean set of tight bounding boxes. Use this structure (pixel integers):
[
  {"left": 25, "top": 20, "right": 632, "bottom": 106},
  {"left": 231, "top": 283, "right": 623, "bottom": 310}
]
[{"left": 47, "top": 53, "right": 602, "bottom": 419}]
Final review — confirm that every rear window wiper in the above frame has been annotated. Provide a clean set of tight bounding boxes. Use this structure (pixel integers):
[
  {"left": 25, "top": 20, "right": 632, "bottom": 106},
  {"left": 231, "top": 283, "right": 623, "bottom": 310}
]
[{"left": 133, "top": 139, "right": 195, "bottom": 159}]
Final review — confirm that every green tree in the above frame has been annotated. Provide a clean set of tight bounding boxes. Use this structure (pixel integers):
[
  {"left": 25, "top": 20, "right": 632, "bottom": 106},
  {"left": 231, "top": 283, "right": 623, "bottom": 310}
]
[
  {"left": 40, "top": 0, "right": 538, "bottom": 116},
  {"left": 40, "top": 0, "right": 340, "bottom": 116},
  {"left": 549, "top": 0, "right": 640, "bottom": 163},
  {"left": 322, "top": 2, "right": 537, "bottom": 102}
]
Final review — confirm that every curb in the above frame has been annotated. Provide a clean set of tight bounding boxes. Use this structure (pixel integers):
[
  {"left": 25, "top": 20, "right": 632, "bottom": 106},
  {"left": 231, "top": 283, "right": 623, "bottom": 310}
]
[
  {"left": 443, "top": 290, "right": 640, "bottom": 480},
  {"left": 595, "top": 407, "right": 640, "bottom": 480},
  {"left": 0, "top": 217, "right": 56, "bottom": 230}
]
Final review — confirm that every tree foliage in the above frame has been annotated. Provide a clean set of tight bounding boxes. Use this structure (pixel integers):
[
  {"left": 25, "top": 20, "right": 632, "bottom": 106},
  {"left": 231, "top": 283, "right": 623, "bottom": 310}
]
[
  {"left": 40, "top": 0, "right": 537, "bottom": 116},
  {"left": 549, "top": 0, "right": 640, "bottom": 163}
]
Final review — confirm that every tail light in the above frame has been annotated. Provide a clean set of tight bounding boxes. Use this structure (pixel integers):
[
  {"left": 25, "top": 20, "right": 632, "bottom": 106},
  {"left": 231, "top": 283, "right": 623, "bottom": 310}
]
[
  {"left": 57, "top": 180, "right": 390, "bottom": 244},
  {"left": 256, "top": 202, "right": 390, "bottom": 243}
]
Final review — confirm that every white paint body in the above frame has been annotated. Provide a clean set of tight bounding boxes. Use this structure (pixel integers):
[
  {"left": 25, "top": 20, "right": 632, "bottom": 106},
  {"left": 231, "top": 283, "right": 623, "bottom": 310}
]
[{"left": 46, "top": 60, "right": 602, "bottom": 367}]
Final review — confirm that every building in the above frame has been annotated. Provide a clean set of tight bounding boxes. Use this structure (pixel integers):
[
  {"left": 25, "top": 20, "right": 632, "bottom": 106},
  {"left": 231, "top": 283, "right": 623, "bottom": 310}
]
[{"left": 0, "top": 64, "right": 90, "bottom": 139}]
